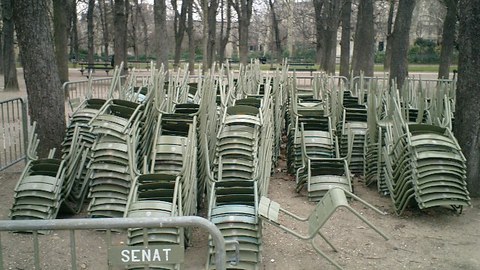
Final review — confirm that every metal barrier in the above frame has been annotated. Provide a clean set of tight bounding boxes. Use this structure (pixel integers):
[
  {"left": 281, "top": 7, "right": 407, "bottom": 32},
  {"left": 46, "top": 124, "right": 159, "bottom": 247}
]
[
  {"left": 0, "top": 98, "right": 28, "bottom": 171},
  {"left": 295, "top": 75, "right": 348, "bottom": 88},
  {"left": 63, "top": 77, "right": 115, "bottom": 110},
  {"left": 0, "top": 217, "right": 232, "bottom": 270}
]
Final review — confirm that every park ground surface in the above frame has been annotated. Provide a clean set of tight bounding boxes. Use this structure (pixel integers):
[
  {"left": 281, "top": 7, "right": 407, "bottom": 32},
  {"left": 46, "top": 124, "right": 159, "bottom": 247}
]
[{"left": 0, "top": 68, "right": 478, "bottom": 270}]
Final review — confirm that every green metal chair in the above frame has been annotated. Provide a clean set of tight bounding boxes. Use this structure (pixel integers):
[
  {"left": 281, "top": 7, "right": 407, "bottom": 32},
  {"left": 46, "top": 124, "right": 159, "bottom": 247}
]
[{"left": 258, "top": 187, "right": 388, "bottom": 270}]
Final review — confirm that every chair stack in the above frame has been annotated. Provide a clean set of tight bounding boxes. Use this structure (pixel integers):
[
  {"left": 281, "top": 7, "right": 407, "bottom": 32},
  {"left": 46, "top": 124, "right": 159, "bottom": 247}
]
[
  {"left": 335, "top": 91, "right": 368, "bottom": 175},
  {"left": 125, "top": 174, "right": 183, "bottom": 270},
  {"left": 87, "top": 99, "right": 145, "bottom": 218},
  {"left": 207, "top": 182, "right": 261, "bottom": 270},
  {"left": 61, "top": 99, "right": 106, "bottom": 213},
  {"left": 206, "top": 102, "right": 265, "bottom": 269},
  {"left": 384, "top": 101, "right": 471, "bottom": 215},
  {"left": 10, "top": 159, "right": 66, "bottom": 220}
]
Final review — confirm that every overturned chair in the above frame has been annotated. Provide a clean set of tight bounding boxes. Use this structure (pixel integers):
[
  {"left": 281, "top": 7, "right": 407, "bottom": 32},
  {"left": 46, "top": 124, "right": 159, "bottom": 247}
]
[{"left": 258, "top": 187, "right": 388, "bottom": 270}]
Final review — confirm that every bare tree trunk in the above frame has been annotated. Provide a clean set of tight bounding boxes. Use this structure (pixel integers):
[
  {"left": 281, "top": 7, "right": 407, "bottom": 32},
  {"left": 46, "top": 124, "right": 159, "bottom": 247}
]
[
  {"left": 268, "top": 0, "right": 282, "bottom": 64},
  {"left": 313, "top": 0, "right": 325, "bottom": 65},
  {"left": 384, "top": 0, "right": 396, "bottom": 71},
  {"left": 205, "top": 0, "right": 218, "bottom": 69},
  {"left": 130, "top": 1, "right": 139, "bottom": 59},
  {"left": 114, "top": 0, "right": 129, "bottom": 73},
  {"left": 3, "top": 0, "right": 19, "bottom": 90},
  {"left": 154, "top": 0, "right": 169, "bottom": 71},
  {"left": 286, "top": 0, "right": 293, "bottom": 56},
  {"left": 438, "top": 0, "right": 458, "bottom": 79},
  {"left": 87, "top": 0, "right": 95, "bottom": 64},
  {"left": 320, "top": 0, "right": 341, "bottom": 74},
  {"left": 172, "top": 0, "right": 188, "bottom": 69},
  {"left": 53, "top": 0, "right": 69, "bottom": 83},
  {"left": 13, "top": 0, "right": 66, "bottom": 157},
  {"left": 388, "top": 0, "right": 416, "bottom": 90},
  {"left": 0, "top": 2, "right": 3, "bottom": 76},
  {"left": 138, "top": 3, "right": 149, "bottom": 58},
  {"left": 99, "top": 0, "right": 110, "bottom": 59},
  {"left": 352, "top": 0, "right": 375, "bottom": 77},
  {"left": 218, "top": 0, "right": 232, "bottom": 65},
  {"left": 187, "top": 0, "right": 195, "bottom": 74},
  {"left": 232, "top": 0, "right": 253, "bottom": 65},
  {"left": 455, "top": 0, "right": 480, "bottom": 196},
  {"left": 339, "top": 0, "right": 352, "bottom": 78},
  {"left": 70, "top": 0, "right": 79, "bottom": 63}
]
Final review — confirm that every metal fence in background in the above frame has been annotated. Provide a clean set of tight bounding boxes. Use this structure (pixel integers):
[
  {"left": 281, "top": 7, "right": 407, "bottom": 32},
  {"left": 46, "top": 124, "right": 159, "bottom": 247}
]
[{"left": 0, "top": 98, "right": 28, "bottom": 171}]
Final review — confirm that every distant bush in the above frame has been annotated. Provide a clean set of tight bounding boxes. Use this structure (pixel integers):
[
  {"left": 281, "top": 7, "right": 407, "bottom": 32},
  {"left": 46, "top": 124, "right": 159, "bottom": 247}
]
[{"left": 408, "top": 38, "right": 440, "bottom": 64}]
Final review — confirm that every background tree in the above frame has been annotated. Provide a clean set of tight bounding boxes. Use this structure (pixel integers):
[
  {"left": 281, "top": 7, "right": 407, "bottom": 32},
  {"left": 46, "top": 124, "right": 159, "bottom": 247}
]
[
  {"left": 87, "top": 0, "right": 95, "bottom": 64},
  {"left": 98, "top": 0, "right": 111, "bottom": 60},
  {"left": 268, "top": 0, "right": 282, "bottom": 64},
  {"left": 313, "top": 0, "right": 324, "bottom": 65},
  {"left": 339, "top": 0, "right": 352, "bottom": 78},
  {"left": 187, "top": 0, "right": 195, "bottom": 73},
  {"left": 172, "top": 0, "right": 188, "bottom": 69},
  {"left": 13, "top": 0, "right": 66, "bottom": 157},
  {"left": 218, "top": 0, "right": 232, "bottom": 65},
  {"left": 320, "top": 0, "right": 342, "bottom": 74},
  {"left": 0, "top": 2, "right": 3, "bottom": 76},
  {"left": 53, "top": 0, "right": 69, "bottom": 83},
  {"left": 2, "top": 0, "right": 18, "bottom": 91},
  {"left": 352, "top": 0, "right": 375, "bottom": 77},
  {"left": 438, "top": 0, "right": 458, "bottom": 79},
  {"left": 389, "top": 0, "right": 416, "bottom": 90},
  {"left": 232, "top": 0, "right": 253, "bottom": 65},
  {"left": 154, "top": 0, "right": 168, "bottom": 70},
  {"left": 454, "top": 0, "right": 480, "bottom": 196},
  {"left": 384, "top": 0, "right": 396, "bottom": 71},
  {"left": 69, "top": 0, "right": 79, "bottom": 63},
  {"left": 114, "top": 0, "right": 129, "bottom": 72},
  {"left": 202, "top": 0, "right": 218, "bottom": 71}
]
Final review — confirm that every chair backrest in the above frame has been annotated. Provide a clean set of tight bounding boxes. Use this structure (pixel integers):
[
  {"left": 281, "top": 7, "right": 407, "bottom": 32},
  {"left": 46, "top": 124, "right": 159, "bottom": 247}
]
[{"left": 308, "top": 188, "right": 349, "bottom": 236}]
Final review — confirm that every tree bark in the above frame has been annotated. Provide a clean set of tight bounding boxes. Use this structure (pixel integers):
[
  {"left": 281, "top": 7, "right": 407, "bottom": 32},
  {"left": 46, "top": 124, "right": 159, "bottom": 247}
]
[
  {"left": 70, "top": 0, "right": 79, "bottom": 63},
  {"left": 114, "top": 0, "right": 128, "bottom": 73},
  {"left": 187, "top": 0, "right": 195, "bottom": 74},
  {"left": 154, "top": 0, "right": 168, "bottom": 71},
  {"left": 384, "top": 0, "right": 396, "bottom": 71},
  {"left": 53, "top": 0, "right": 69, "bottom": 83},
  {"left": 13, "top": 0, "right": 66, "bottom": 158},
  {"left": 172, "top": 0, "right": 188, "bottom": 69},
  {"left": 454, "top": 0, "right": 480, "bottom": 196},
  {"left": 388, "top": 0, "right": 416, "bottom": 90},
  {"left": 339, "top": 0, "right": 352, "bottom": 78},
  {"left": 268, "top": 0, "right": 282, "bottom": 64},
  {"left": 98, "top": 0, "right": 111, "bottom": 59},
  {"left": 438, "top": 0, "right": 458, "bottom": 80},
  {"left": 313, "top": 0, "right": 325, "bottom": 65},
  {"left": 352, "top": 0, "right": 375, "bottom": 77},
  {"left": 87, "top": 0, "right": 95, "bottom": 64},
  {"left": 320, "top": 0, "right": 341, "bottom": 74},
  {"left": 232, "top": 0, "right": 253, "bottom": 65},
  {"left": 218, "top": 0, "right": 232, "bottom": 65},
  {"left": 2, "top": 0, "right": 19, "bottom": 91}
]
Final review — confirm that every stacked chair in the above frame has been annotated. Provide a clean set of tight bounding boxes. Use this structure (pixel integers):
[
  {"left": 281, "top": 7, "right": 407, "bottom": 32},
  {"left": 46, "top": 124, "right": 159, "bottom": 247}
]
[
  {"left": 336, "top": 90, "right": 368, "bottom": 175},
  {"left": 10, "top": 123, "right": 68, "bottom": 221},
  {"left": 61, "top": 98, "right": 105, "bottom": 213},
  {"left": 383, "top": 97, "right": 471, "bottom": 215},
  {"left": 87, "top": 99, "right": 146, "bottom": 218},
  {"left": 296, "top": 123, "right": 352, "bottom": 201},
  {"left": 204, "top": 65, "right": 278, "bottom": 269}
]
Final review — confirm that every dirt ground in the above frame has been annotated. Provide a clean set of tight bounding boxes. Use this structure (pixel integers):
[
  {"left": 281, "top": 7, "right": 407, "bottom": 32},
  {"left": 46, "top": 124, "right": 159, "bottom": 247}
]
[{"left": 1, "top": 69, "right": 479, "bottom": 270}]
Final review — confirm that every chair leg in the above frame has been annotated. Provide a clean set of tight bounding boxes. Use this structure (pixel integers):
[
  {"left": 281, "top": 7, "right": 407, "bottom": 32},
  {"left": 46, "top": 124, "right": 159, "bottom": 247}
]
[
  {"left": 346, "top": 206, "right": 389, "bottom": 240},
  {"left": 317, "top": 231, "right": 338, "bottom": 252},
  {"left": 310, "top": 238, "right": 344, "bottom": 270}
]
